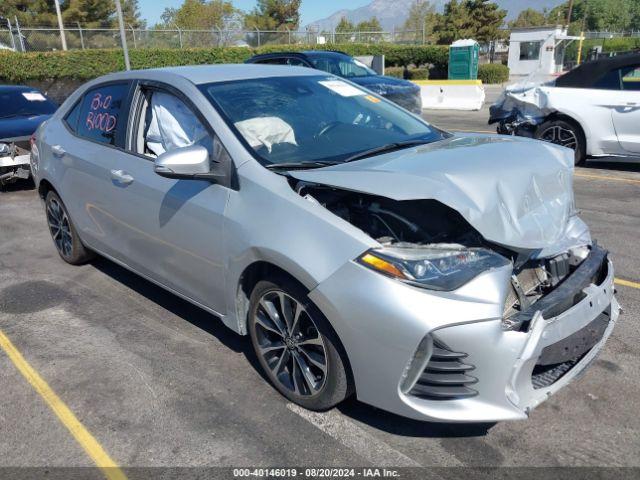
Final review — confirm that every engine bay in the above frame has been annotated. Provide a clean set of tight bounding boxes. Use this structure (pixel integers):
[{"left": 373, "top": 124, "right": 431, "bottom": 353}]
[{"left": 293, "top": 180, "right": 588, "bottom": 326}]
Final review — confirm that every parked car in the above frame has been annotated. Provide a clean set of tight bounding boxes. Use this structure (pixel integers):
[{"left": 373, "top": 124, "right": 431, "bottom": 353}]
[
  {"left": 246, "top": 50, "right": 423, "bottom": 115},
  {"left": 31, "top": 65, "right": 618, "bottom": 422},
  {"left": 490, "top": 53, "right": 640, "bottom": 165},
  {"left": 1, "top": 85, "right": 57, "bottom": 186}
]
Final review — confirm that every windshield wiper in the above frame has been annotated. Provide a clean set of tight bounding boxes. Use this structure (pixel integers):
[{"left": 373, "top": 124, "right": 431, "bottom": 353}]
[
  {"left": 342, "top": 139, "right": 431, "bottom": 164},
  {"left": 265, "top": 161, "right": 339, "bottom": 171}
]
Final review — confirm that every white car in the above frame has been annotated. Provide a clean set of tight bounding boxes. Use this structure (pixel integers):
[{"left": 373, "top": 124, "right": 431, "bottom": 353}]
[{"left": 490, "top": 53, "right": 640, "bottom": 165}]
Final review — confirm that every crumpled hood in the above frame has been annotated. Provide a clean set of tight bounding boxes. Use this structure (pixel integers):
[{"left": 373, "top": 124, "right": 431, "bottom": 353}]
[{"left": 291, "top": 134, "right": 581, "bottom": 251}]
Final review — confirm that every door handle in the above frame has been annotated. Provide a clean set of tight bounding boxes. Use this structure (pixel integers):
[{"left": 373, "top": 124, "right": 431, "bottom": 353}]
[
  {"left": 51, "top": 145, "right": 66, "bottom": 157},
  {"left": 110, "top": 169, "right": 134, "bottom": 185}
]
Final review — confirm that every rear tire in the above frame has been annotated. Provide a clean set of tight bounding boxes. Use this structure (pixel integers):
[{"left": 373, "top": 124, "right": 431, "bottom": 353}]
[
  {"left": 248, "top": 275, "right": 352, "bottom": 411},
  {"left": 535, "top": 119, "right": 586, "bottom": 166},
  {"left": 45, "top": 191, "right": 94, "bottom": 265}
]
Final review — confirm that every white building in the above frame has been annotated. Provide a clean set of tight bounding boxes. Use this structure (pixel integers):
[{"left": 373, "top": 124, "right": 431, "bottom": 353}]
[{"left": 508, "top": 26, "right": 581, "bottom": 78}]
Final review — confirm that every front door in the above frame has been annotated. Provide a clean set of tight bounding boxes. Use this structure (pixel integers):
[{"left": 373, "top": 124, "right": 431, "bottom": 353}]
[
  {"left": 611, "top": 64, "right": 640, "bottom": 154},
  {"left": 105, "top": 86, "right": 230, "bottom": 313}
]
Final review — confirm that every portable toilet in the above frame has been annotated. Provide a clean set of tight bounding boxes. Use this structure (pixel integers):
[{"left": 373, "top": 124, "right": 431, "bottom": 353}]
[{"left": 448, "top": 39, "right": 479, "bottom": 80}]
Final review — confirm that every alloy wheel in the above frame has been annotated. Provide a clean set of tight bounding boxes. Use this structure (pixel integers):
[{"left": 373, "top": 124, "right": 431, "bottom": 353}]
[
  {"left": 46, "top": 197, "right": 73, "bottom": 258},
  {"left": 253, "top": 290, "right": 328, "bottom": 397},
  {"left": 539, "top": 125, "right": 578, "bottom": 151}
]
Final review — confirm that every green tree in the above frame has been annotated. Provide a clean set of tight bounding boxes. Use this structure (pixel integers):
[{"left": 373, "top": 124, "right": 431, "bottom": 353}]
[
  {"left": 0, "top": 0, "right": 57, "bottom": 26},
  {"left": 335, "top": 16, "right": 355, "bottom": 33},
  {"left": 433, "top": 0, "right": 506, "bottom": 44},
  {"left": 160, "top": 0, "right": 237, "bottom": 29},
  {"left": 509, "top": 8, "right": 548, "bottom": 29},
  {"left": 244, "top": 0, "right": 301, "bottom": 31},
  {"left": 548, "top": 0, "right": 639, "bottom": 32},
  {"left": 402, "top": 0, "right": 437, "bottom": 43},
  {"left": 356, "top": 17, "right": 383, "bottom": 43}
]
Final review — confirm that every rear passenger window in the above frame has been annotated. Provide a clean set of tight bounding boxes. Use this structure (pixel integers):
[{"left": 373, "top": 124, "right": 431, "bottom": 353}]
[
  {"left": 75, "top": 83, "right": 129, "bottom": 146},
  {"left": 64, "top": 100, "right": 82, "bottom": 132}
]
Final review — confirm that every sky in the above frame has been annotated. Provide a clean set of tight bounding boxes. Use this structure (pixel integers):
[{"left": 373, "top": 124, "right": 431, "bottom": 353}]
[{"left": 138, "top": 0, "right": 372, "bottom": 27}]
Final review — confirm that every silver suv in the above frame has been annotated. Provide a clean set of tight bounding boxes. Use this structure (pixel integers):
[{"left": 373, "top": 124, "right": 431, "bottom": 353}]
[{"left": 31, "top": 65, "right": 619, "bottom": 422}]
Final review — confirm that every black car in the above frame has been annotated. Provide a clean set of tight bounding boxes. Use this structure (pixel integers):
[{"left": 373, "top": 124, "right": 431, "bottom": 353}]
[
  {"left": 0, "top": 85, "right": 57, "bottom": 148},
  {"left": 246, "top": 51, "right": 423, "bottom": 115}
]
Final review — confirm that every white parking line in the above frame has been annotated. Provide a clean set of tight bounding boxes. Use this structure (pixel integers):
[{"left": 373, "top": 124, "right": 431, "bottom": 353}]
[{"left": 287, "top": 403, "right": 422, "bottom": 467}]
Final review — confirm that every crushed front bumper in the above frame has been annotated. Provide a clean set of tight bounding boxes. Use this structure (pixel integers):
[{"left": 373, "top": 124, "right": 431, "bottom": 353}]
[
  {"left": 0, "top": 152, "right": 31, "bottom": 185},
  {"left": 309, "top": 246, "right": 618, "bottom": 423}
]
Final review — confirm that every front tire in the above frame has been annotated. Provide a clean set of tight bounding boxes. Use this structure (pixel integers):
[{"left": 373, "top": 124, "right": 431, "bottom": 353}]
[
  {"left": 45, "top": 191, "right": 94, "bottom": 265},
  {"left": 248, "top": 276, "right": 352, "bottom": 411},
  {"left": 535, "top": 119, "right": 586, "bottom": 166}
]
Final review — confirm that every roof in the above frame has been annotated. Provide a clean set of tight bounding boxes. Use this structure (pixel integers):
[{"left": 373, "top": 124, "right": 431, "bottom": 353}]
[
  {"left": 102, "top": 64, "right": 321, "bottom": 86},
  {"left": 246, "top": 50, "right": 350, "bottom": 62},
  {"left": 555, "top": 53, "right": 640, "bottom": 88}
]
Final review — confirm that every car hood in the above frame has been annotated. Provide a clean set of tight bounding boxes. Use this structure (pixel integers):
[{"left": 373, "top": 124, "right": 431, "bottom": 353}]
[
  {"left": 290, "top": 134, "right": 579, "bottom": 251},
  {"left": 0, "top": 113, "right": 52, "bottom": 141},
  {"left": 350, "top": 75, "right": 420, "bottom": 95}
]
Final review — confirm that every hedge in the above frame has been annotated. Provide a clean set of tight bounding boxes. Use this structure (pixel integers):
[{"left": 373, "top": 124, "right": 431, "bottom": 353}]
[
  {"left": 385, "top": 67, "right": 429, "bottom": 80},
  {"left": 0, "top": 44, "right": 449, "bottom": 83},
  {"left": 478, "top": 63, "right": 509, "bottom": 84}
]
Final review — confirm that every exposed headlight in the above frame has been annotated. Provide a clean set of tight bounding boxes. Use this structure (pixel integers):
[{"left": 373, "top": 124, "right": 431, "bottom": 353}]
[
  {"left": 0, "top": 142, "right": 10, "bottom": 155},
  {"left": 357, "top": 245, "right": 511, "bottom": 291}
]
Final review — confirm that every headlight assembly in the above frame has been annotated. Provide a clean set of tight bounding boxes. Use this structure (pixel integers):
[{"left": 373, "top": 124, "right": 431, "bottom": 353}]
[{"left": 357, "top": 245, "right": 511, "bottom": 291}]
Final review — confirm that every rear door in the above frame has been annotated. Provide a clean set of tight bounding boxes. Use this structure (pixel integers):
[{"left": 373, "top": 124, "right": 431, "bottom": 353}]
[
  {"left": 53, "top": 81, "right": 135, "bottom": 260},
  {"left": 611, "top": 64, "right": 640, "bottom": 154}
]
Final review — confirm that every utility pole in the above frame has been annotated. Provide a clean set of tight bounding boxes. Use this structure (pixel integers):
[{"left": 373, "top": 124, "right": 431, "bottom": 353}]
[
  {"left": 53, "top": 0, "right": 68, "bottom": 50},
  {"left": 114, "top": 0, "right": 131, "bottom": 70},
  {"left": 565, "top": 0, "right": 575, "bottom": 29}
]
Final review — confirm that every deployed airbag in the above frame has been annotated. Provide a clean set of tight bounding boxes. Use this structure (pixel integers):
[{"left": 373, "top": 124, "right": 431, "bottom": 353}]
[{"left": 235, "top": 117, "right": 297, "bottom": 153}]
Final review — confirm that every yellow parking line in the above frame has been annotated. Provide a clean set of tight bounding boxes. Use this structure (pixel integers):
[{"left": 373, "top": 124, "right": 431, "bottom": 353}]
[
  {"left": 575, "top": 172, "right": 640, "bottom": 185},
  {"left": 0, "top": 329, "right": 127, "bottom": 480},
  {"left": 615, "top": 278, "right": 640, "bottom": 290}
]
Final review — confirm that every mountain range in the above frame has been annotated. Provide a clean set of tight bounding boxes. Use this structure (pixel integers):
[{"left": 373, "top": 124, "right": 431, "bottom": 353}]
[{"left": 307, "top": 0, "right": 566, "bottom": 31}]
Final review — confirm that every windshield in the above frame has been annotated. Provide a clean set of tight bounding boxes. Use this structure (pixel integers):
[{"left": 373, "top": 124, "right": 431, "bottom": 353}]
[
  {"left": 0, "top": 89, "right": 57, "bottom": 119},
  {"left": 309, "top": 55, "right": 376, "bottom": 78},
  {"left": 200, "top": 75, "right": 446, "bottom": 167}
]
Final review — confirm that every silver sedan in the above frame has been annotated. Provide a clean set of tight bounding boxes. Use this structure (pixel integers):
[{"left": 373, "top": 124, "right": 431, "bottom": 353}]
[{"left": 30, "top": 65, "right": 619, "bottom": 422}]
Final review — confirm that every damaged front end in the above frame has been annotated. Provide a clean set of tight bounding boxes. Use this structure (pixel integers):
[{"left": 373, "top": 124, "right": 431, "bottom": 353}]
[
  {"left": 0, "top": 141, "right": 32, "bottom": 187},
  {"left": 489, "top": 82, "right": 554, "bottom": 136},
  {"left": 293, "top": 178, "right": 600, "bottom": 332}
]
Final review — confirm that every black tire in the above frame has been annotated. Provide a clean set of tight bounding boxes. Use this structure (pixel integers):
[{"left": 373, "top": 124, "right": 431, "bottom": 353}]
[
  {"left": 45, "top": 190, "right": 94, "bottom": 265},
  {"left": 248, "top": 275, "right": 353, "bottom": 411},
  {"left": 535, "top": 118, "right": 586, "bottom": 166}
]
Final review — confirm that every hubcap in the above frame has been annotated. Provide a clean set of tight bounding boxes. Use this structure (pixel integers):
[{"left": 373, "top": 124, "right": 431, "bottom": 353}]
[
  {"left": 46, "top": 198, "right": 73, "bottom": 257},
  {"left": 540, "top": 125, "right": 578, "bottom": 151},
  {"left": 254, "top": 290, "right": 328, "bottom": 397}
]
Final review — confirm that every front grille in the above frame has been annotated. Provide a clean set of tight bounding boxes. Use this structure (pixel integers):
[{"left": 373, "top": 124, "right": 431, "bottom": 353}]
[
  {"left": 531, "top": 308, "right": 610, "bottom": 389},
  {"left": 409, "top": 341, "right": 478, "bottom": 400}
]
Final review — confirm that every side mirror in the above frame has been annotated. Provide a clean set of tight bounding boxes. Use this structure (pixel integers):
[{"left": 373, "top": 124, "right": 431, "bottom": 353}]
[{"left": 154, "top": 144, "right": 211, "bottom": 180}]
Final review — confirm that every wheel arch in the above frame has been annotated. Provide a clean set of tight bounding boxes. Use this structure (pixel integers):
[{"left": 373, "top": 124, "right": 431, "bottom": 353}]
[
  {"left": 235, "top": 259, "right": 356, "bottom": 393},
  {"left": 543, "top": 111, "right": 588, "bottom": 154}
]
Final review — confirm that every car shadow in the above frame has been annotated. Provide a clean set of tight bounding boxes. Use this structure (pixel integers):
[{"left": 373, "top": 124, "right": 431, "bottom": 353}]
[
  {"left": 90, "top": 255, "right": 496, "bottom": 439},
  {"left": 584, "top": 159, "right": 640, "bottom": 173},
  {"left": 0, "top": 178, "right": 35, "bottom": 192},
  {"left": 337, "top": 397, "right": 495, "bottom": 438}
]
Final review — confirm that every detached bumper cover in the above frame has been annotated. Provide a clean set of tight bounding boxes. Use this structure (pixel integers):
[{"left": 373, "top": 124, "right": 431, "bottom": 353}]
[{"left": 310, "top": 247, "right": 618, "bottom": 423}]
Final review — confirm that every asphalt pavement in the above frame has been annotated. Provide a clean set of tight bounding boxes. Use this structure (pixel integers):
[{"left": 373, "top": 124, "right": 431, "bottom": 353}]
[{"left": 1, "top": 97, "right": 639, "bottom": 478}]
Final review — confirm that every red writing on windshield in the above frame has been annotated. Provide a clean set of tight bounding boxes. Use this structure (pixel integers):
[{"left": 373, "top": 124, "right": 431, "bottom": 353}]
[{"left": 85, "top": 93, "right": 117, "bottom": 132}]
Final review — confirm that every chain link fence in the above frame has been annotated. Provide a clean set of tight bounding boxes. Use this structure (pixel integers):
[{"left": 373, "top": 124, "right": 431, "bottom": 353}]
[{"left": 0, "top": 22, "right": 437, "bottom": 52}]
